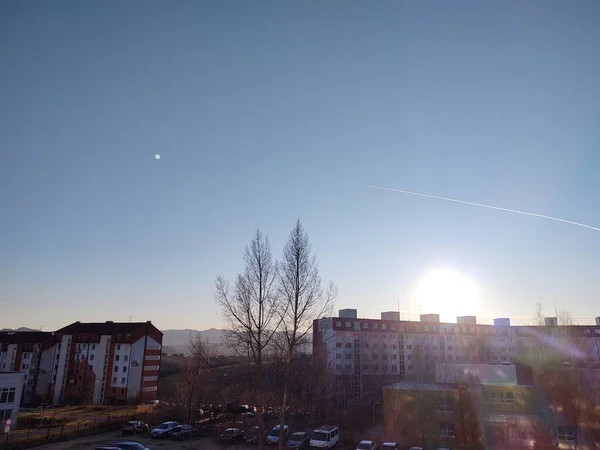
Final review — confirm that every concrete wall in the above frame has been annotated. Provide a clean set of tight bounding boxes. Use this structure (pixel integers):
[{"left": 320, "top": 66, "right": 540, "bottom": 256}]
[{"left": 127, "top": 336, "right": 146, "bottom": 400}]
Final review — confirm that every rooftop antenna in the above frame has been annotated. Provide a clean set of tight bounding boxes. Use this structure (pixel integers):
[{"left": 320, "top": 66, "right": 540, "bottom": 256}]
[{"left": 128, "top": 316, "right": 134, "bottom": 323}]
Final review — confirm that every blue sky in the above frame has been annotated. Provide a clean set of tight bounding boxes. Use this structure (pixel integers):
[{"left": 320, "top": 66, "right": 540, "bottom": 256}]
[{"left": 2, "top": 1, "right": 600, "bottom": 331}]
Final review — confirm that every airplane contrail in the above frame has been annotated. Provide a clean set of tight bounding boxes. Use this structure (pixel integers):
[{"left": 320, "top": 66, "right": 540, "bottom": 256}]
[{"left": 328, "top": 179, "right": 600, "bottom": 233}]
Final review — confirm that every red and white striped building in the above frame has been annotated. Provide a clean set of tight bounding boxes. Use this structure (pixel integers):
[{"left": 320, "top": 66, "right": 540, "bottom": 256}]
[{"left": 49, "top": 321, "right": 163, "bottom": 405}]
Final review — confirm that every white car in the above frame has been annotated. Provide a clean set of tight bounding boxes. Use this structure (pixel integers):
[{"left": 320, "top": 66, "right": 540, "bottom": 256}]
[
  {"left": 381, "top": 443, "right": 398, "bottom": 450},
  {"left": 357, "top": 440, "right": 377, "bottom": 450},
  {"left": 309, "top": 425, "right": 339, "bottom": 448}
]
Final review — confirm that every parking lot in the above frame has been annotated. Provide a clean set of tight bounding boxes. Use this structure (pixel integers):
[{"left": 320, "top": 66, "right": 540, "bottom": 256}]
[{"left": 27, "top": 429, "right": 250, "bottom": 450}]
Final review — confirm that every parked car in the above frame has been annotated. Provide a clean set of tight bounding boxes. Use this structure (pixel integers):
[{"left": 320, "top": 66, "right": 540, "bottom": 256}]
[
  {"left": 309, "top": 425, "right": 339, "bottom": 449},
  {"left": 357, "top": 440, "right": 377, "bottom": 450},
  {"left": 267, "top": 424, "right": 289, "bottom": 445},
  {"left": 219, "top": 427, "right": 244, "bottom": 444},
  {"left": 381, "top": 443, "right": 398, "bottom": 450},
  {"left": 196, "top": 423, "right": 216, "bottom": 437},
  {"left": 245, "top": 426, "right": 265, "bottom": 445},
  {"left": 98, "top": 441, "right": 149, "bottom": 450},
  {"left": 151, "top": 421, "right": 179, "bottom": 438},
  {"left": 122, "top": 421, "right": 149, "bottom": 434},
  {"left": 287, "top": 431, "right": 310, "bottom": 449},
  {"left": 170, "top": 424, "right": 195, "bottom": 440}
]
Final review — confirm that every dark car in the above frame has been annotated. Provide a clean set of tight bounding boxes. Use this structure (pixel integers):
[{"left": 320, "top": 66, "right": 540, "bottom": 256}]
[
  {"left": 381, "top": 443, "right": 399, "bottom": 450},
  {"left": 122, "top": 421, "right": 149, "bottom": 434},
  {"left": 287, "top": 431, "right": 309, "bottom": 449},
  {"left": 151, "top": 421, "right": 179, "bottom": 438},
  {"left": 219, "top": 427, "right": 244, "bottom": 444},
  {"left": 245, "top": 425, "right": 268, "bottom": 445},
  {"left": 170, "top": 424, "right": 195, "bottom": 440},
  {"left": 196, "top": 423, "right": 216, "bottom": 438}
]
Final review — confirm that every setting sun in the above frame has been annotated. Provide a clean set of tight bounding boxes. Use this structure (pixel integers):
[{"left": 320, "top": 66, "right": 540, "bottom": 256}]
[{"left": 413, "top": 268, "right": 480, "bottom": 321}]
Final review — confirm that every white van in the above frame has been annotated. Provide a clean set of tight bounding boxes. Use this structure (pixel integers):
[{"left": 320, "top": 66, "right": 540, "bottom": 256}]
[{"left": 309, "top": 425, "right": 339, "bottom": 448}]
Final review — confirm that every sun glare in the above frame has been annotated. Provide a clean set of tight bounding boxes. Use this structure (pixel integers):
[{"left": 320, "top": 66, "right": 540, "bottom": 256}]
[{"left": 413, "top": 268, "right": 480, "bottom": 321}]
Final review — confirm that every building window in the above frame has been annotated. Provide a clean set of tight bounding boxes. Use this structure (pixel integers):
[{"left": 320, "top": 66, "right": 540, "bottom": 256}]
[
  {"left": 406, "top": 345, "right": 412, "bottom": 350},
  {"left": 122, "top": 366, "right": 127, "bottom": 373},
  {"left": 392, "top": 365, "right": 397, "bottom": 372},
  {"left": 116, "top": 345, "right": 121, "bottom": 351},
  {"left": 0, "top": 388, "right": 16, "bottom": 404},
  {"left": 484, "top": 392, "right": 496, "bottom": 403},
  {"left": 115, "top": 355, "right": 120, "bottom": 361},
  {"left": 336, "top": 354, "right": 341, "bottom": 359},
  {"left": 346, "top": 354, "right": 352, "bottom": 359},
  {"left": 438, "top": 397, "right": 455, "bottom": 412},
  {"left": 336, "top": 321, "right": 342, "bottom": 327},
  {"left": 121, "top": 389, "right": 125, "bottom": 394},
  {"left": 336, "top": 343, "right": 342, "bottom": 348},
  {"left": 382, "top": 323, "right": 388, "bottom": 330},
  {"left": 345, "top": 365, "right": 351, "bottom": 371},
  {"left": 89, "top": 365, "right": 93, "bottom": 371},
  {"left": 112, "top": 377, "right": 117, "bottom": 383},
  {"left": 114, "top": 366, "right": 119, "bottom": 372},
  {"left": 364, "top": 343, "right": 369, "bottom": 349},
  {"left": 408, "top": 365, "right": 413, "bottom": 370},
  {"left": 121, "top": 377, "right": 126, "bottom": 383},
  {"left": 506, "top": 392, "right": 515, "bottom": 404},
  {"left": 373, "top": 365, "right": 378, "bottom": 371},
  {"left": 363, "top": 365, "right": 369, "bottom": 370},
  {"left": 407, "top": 355, "right": 412, "bottom": 360},
  {"left": 392, "top": 355, "right": 397, "bottom": 360},
  {"left": 345, "top": 321, "right": 351, "bottom": 328},
  {"left": 440, "top": 423, "right": 456, "bottom": 438},
  {"left": 91, "top": 345, "right": 95, "bottom": 350},
  {"left": 557, "top": 426, "right": 575, "bottom": 442}
]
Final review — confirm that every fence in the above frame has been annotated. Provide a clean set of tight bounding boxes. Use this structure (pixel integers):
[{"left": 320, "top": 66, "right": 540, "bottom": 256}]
[{"left": 0, "top": 407, "right": 184, "bottom": 450}]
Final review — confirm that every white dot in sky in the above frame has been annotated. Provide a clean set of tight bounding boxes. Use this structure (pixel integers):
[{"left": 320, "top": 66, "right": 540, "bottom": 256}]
[{"left": 154, "top": 154, "right": 161, "bottom": 160}]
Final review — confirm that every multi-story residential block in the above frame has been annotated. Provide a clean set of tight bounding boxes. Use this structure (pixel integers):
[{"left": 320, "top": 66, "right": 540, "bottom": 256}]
[
  {"left": 49, "top": 321, "right": 163, "bottom": 405},
  {"left": 383, "top": 364, "right": 544, "bottom": 450},
  {"left": 313, "top": 309, "right": 600, "bottom": 405},
  {"left": 0, "top": 372, "right": 26, "bottom": 431},
  {"left": 0, "top": 331, "right": 56, "bottom": 405}
]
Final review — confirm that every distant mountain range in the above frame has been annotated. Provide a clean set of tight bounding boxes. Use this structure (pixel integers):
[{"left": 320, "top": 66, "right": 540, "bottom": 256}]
[
  {"left": 0, "top": 327, "right": 40, "bottom": 332},
  {"left": 161, "top": 328, "right": 226, "bottom": 355}
]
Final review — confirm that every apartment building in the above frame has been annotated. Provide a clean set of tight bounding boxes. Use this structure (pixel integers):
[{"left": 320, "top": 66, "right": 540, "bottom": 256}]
[
  {"left": 383, "top": 364, "right": 543, "bottom": 450},
  {"left": 0, "top": 372, "right": 26, "bottom": 431},
  {"left": 313, "top": 309, "right": 600, "bottom": 405},
  {"left": 49, "top": 321, "right": 163, "bottom": 405},
  {"left": 0, "top": 331, "right": 56, "bottom": 406}
]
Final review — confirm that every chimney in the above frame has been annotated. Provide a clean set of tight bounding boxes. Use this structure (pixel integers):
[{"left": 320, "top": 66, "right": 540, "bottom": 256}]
[
  {"left": 545, "top": 317, "right": 558, "bottom": 327},
  {"left": 595, "top": 317, "right": 600, "bottom": 326}
]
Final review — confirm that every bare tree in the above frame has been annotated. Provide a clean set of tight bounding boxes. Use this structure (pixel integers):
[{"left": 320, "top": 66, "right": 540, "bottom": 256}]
[
  {"left": 215, "top": 229, "right": 281, "bottom": 450},
  {"left": 558, "top": 309, "right": 574, "bottom": 326},
  {"left": 535, "top": 300, "right": 546, "bottom": 326},
  {"left": 276, "top": 220, "right": 336, "bottom": 450}
]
